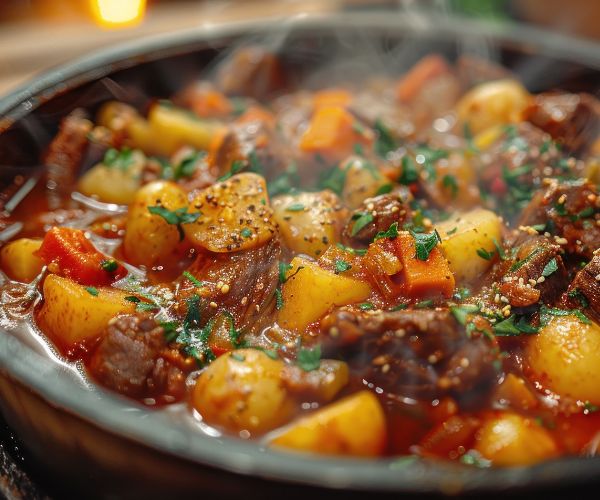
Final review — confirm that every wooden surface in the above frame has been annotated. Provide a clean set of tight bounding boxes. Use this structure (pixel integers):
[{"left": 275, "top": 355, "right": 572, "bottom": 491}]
[{"left": 0, "top": 0, "right": 340, "bottom": 95}]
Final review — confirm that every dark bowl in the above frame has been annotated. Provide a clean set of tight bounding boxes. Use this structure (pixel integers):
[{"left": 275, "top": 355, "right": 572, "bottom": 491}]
[{"left": 0, "top": 11, "right": 599, "bottom": 499}]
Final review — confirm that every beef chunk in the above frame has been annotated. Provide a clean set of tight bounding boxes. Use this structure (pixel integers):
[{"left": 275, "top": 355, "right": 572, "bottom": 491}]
[
  {"left": 524, "top": 91, "right": 600, "bottom": 153},
  {"left": 320, "top": 308, "right": 500, "bottom": 407},
  {"left": 477, "top": 122, "right": 582, "bottom": 217},
  {"left": 179, "top": 238, "right": 280, "bottom": 331},
  {"left": 89, "top": 314, "right": 187, "bottom": 403},
  {"left": 564, "top": 253, "right": 600, "bottom": 323},
  {"left": 518, "top": 180, "right": 600, "bottom": 259},
  {"left": 494, "top": 235, "right": 568, "bottom": 308},
  {"left": 343, "top": 191, "right": 412, "bottom": 244}
]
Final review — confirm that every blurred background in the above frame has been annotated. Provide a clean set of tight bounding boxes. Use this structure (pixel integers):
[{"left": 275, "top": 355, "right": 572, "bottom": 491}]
[{"left": 1, "top": 0, "right": 599, "bottom": 96}]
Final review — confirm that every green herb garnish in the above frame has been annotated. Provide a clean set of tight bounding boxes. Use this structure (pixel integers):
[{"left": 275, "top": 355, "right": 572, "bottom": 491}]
[
  {"left": 541, "top": 258, "right": 558, "bottom": 277},
  {"left": 147, "top": 206, "right": 201, "bottom": 240},
  {"left": 183, "top": 271, "right": 203, "bottom": 288},
  {"left": 334, "top": 259, "right": 352, "bottom": 274},
  {"left": 350, "top": 211, "right": 374, "bottom": 237},
  {"left": 100, "top": 259, "right": 118, "bottom": 272},
  {"left": 297, "top": 344, "right": 321, "bottom": 372},
  {"left": 374, "top": 222, "right": 399, "bottom": 241},
  {"left": 85, "top": 286, "right": 99, "bottom": 296},
  {"left": 410, "top": 229, "right": 441, "bottom": 261}
]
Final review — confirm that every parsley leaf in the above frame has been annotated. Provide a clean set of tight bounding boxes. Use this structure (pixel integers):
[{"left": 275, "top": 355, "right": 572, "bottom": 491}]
[
  {"left": 442, "top": 174, "right": 458, "bottom": 197},
  {"left": 476, "top": 248, "right": 495, "bottom": 260},
  {"left": 85, "top": 286, "right": 99, "bottom": 296},
  {"left": 334, "top": 259, "right": 352, "bottom": 274},
  {"left": 285, "top": 203, "right": 305, "bottom": 212},
  {"left": 103, "top": 147, "right": 134, "bottom": 170},
  {"left": 541, "top": 258, "right": 558, "bottom": 277},
  {"left": 147, "top": 206, "right": 201, "bottom": 241},
  {"left": 450, "top": 304, "right": 480, "bottom": 326},
  {"left": 373, "top": 119, "right": 398, "bottom": 157},
  {"left": 268, "top": 163, "right": 300, "bottom": 196},
  {"left": 398, "top": 156, "right": 419, "bottom": 185},
  {"left": 217, "top": 159, "right": 245, "bottom": 182},
  {"left": 539, "top": 305, "right": 591, "bottom": 326},
  {"left": 182, "top": 271, "right": 203, "bottom": 288},
  {"left": 359, "top": 302, "right": 375, "bottom": 310},
  {"left": 374, "top": 222, "right": 399, "bottom": 241},
  {"left": 410, "top": 229, "right": 441, "bottom": 261},
  {"left": 297, "top": 344, "right": 321, "bottom": 372},
  {"left": 350, "top": 211, "right": 374, "bottom": 237},
  {"left": 275, "top": 288, "right": 284, "bottom": 310},
  {"left": 375, "top": 183, "right": 393, "bottom": 196},
  {"left": 336, "top": 243, "right": 367, "bottom": 256},
  {"left": 240, "top": 228, "right": 252, "bottom": 238},
  {"left": 100, "top": 259, "right": 118, "bottom": 272},
  {"left": 493, "top": 315, "right": 539, "bottom": 336},
  {"left": 174, "top": 150, "right": 205, "bottom": 180}
]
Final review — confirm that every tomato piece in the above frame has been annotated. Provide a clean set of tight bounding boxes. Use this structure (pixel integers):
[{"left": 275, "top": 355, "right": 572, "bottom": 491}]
[{"left": 37, "top": 227, "right": 126, "bottom": 286}]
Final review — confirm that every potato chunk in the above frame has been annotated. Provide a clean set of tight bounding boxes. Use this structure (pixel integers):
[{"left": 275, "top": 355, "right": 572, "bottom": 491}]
[
  {"left": 272, "top": 190, "right": 346, "bottom": 257},
  {"left": 184, "top": 173, "right": 276, "bottom": 253},
  {"left": 456, "top": 79, "right": 531, "bottom": 134},
  {"left": 277, "top": 257, "right": 371, "bottom": 332},
  {"left": 474, "top": 412, "right": 558, "bottom": 466},
  {"left": 37, "top": 274, "right": 136, "bottom": 349},
  {"left": 340, "top": 156, "right": 388, "bottom": 209},
  {"left": 123, "top": 181, "right": 188, "bottom": 267},
  {"left": 435, "top": 208, "right": 502, "bottom": 283},
  {"left": 526, "top": 316, "right": 600, "bottom": 404},
  {"left": 0, "top": 238, "right": 44, "bottom": 282},
  {"left": 77, "top": 149, "right": 145, "bottom": 205},
  {"left": 192, "top": 349, "right": 296, "bottom": 435},
  {"left": 269, "top": 391, "right": 386, "bottom": 457}
]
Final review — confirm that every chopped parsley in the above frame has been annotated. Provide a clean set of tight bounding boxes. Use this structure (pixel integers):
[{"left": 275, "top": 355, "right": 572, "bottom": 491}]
[
  {"left": 539, "top": 305, "right": 591, "bottom": 326},
  {"left": 317, "top": 164, "right": 347, "bottom": 196},
  {"left": 334, "top": 259, "right": 352, "bottom": 274},
  {"left": 136, "top": 302, "right": 159, "bottom": 312},
  {"left": 567, "top": 288, "right": 589, "bottom": 308},
  {"left": 447, "top": 227, "right": 458, "bottom": 235},
  {"left": 103, "top": 147, "right": 135, "bottom": 170},
  {"left": 493, "top": 315, "right": 539, "bottom": 336},
  {"left": 415, "top": 299, "right": 433, "bottom": 309},
  {"left": 389, "top": 303, "right": 408, "bottom": 311},
  {"left": 100, "top": 259, "right": 118, "bottom": 272},
  {"left": 147, "top": 206, "right": 201, "bottom": 240},
  {"left": 584, "top": 401, "right": 599, "bottom": 414},
  {"left": 275, "top": 288, "right": 284, "bottom": 310},
  {"left": 358, "top": 302, "right": 375, "bottom": 311},
  {"left": 182, "top": 271, "right": 203, "bottom": 288},
  {"left": 509, "top": 248, "right": 542, "bottom": 272},
  {"left": 476, "top": 247, "right": 495, "bottom": 261},
  {"left": 173, "top": 150, "right": 205, "bottom": 180},
  {"left": 450, "top": 304, "right": 480, "bottom": 326},
  {"left": 373, "top": 119, "right": 398, "bottom": 157},
  {"left": 350, "top": 211, "right": 374, "bottom": 236},
  {"left": 268, "top": 163, "right": 300, "bottom": 196},
  {"left": 124, "top": 296, "right": 141, "bottom": 303},
  {"left": 541, "top": 258, "right": 558, "bottom": 277},
  {"left": 398, "top": 155, "right": 419, "bottom": 185},
  {"left": 297, "top": 344, "right": 321, "bottom": 372},
  {"left": 375, "top": 183, "right": 393, "bottom": 196},
  {"left": 285, "top": 202, "right": 305, "bottom": 212},
  {"left": 217, "top": 159, "right": 245, "bottom": 182},
  {"left": 336, "top": 243, "right": 367, "bottom": 256},
  {"left": 442, "top": 174, "right": 458, "bottom": 197},
  {"left": 460, "top": 450, "right": 491, "bottom": 468},
  {"left": 85, "top": 286, "right": 99, "bottom": 296},
  {"left": 492, "top": 238, "right": 507, "bottom": 260},
  {"left": 240, "top": 228, "right": 253, "bottom": 238},
  {"left": 374, "top": 222, "right": 399, "bottom": 241},
  {"left": 410, "top": 229, "right": 441, "bottom": 261}
]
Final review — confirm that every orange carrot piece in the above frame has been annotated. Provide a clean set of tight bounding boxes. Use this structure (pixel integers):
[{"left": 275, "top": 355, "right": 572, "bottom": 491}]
[
  {"left": 396, "top": 54, "right": 450, "bottom": 103},
  {"left": 299, "top": 106, "right": 364, "bottom": 159},
  {"left": 191, "top": 88, "right": 232, "bottom": 118},
  {"left": 236, "top": 105, "right": 276, "bottom": 127},
  {"left": 394, "top": 232, "right": 455, "bottom": 298},
  {"left": 313, "top": 88, "right": 353, "bottom": 110}
]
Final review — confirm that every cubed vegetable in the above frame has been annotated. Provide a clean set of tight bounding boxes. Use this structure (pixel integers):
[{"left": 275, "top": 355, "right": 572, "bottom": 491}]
[
  {"left": 269, "top": 391, "right": 386, "bottom": 457},
  {"left": 272, "top": 191, "right": 346, "bottom": 257},
  {"left": 526, "top": 316, "right": 600, "bottom": 405},
  {"left": 278, "top": 257, "right": 371, "bottom": 332},
  {"left": 183, "top": 173, "right": 276, "bottom": 253},
  {"left": 36, "top": 274, "right": 136, "bottom": 349},
  {"left": 435, "top": 208, "right": 502, "bottom": 283},
  {"left": 396, "top": 54, "right": 450, "bottom": 103},
  {"left": 192, "top": 349, "right": 296, "bottom": 435},
  {"left": 474, "top": 411, "right": 559, "bottom": 466},
  {"left": 123, "top": 180, "right": 189, "bottom": 267},
  {"left": 0, "top": 238, "right": 44, "bottom": 282},
  {"left": 341, "top": 156, "right": 389, "bottom": 209}
]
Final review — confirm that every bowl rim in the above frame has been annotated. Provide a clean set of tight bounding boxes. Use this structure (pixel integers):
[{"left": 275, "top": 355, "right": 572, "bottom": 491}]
[{"left": 1, "top": 11, "right": 600, "bottom": 494}]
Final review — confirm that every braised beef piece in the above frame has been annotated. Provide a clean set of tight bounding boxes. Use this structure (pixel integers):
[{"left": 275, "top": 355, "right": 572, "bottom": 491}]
[
  {"left": 179, "top": 238, "right": 280, "bottom": 331},
  {"left": 343, "top": 191, "right": 413, "bottom": 244},
  {"left": 89, "top": 314, "right": 187, "bottom": 403},
  {"left": 524, "top": 91, "right": 600, "bottom": 154},
  {"left": 517, "top": 180, "right": 600, "bottom": 259},
  {"left": 43, "top": 109, "right": 92, "bottom": 206},
  {"left": 320, "top": 308, "right": 500, "bottom": 407},
  {"left": 477, "top": 122, "right": 582, "bottom": 216},
  {"left": 563, "top": 253, "right": 600, "bottom": 323},
  {"left": 493, "top": 234, "right": 568, "bottom": 308},
  {"left": 215, "top": 46, "right": 286, "bottom": 99}
]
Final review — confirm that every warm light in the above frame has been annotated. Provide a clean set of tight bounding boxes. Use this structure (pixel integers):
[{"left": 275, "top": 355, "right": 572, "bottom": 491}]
[{"left": 91, "top": 0, "right": 146, "bottom": 28}]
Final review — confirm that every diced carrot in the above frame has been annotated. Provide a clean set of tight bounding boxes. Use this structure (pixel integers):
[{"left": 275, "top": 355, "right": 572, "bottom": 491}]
[
  {"left": 299, "top": 106, "right": 366, "bottom": 159},
  {"left": 313, "top": 88, "right": 353, "bottom": 110},
  {"left": 37, "top": 227, "right": 126, "bottom": 286},
  {"left": 190, "top": 88, "right": 232, "bottom": 118},
  {"left": 394, "top": 232, "right": 455, "bottom": 298},
  {"left": 396, "top": 54, "right": 450, "bottom": 103},
  {"left": 236, "top": 105, "right": 276, "bottom": 127}
]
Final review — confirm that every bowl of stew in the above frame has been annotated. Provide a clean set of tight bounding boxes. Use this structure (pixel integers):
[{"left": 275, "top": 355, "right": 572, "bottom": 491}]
[{"left": 0, "top": 11, "right": 599, "bottom": 498}]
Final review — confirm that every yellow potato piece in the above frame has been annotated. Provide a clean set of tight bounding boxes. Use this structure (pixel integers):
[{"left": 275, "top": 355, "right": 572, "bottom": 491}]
[
  {"left": 77, "top": 150, "right": 145, "bottom": 205},
  {"left": 456, "top": 79, "right": 531, "bottom": 134},
  {"left": 340, "top": 157, "right": 388, "bottom": 209},
  {"left": 269, "top": 391, "right": 386, "bottom": 457},
  {"left": 475, "top": 412, "right": 558, "bottom": 466},
  {"left": 435, "top": 208, "right": 502, "bottom": 283},
  {"left": 37, "top": 274, "right": 136, "bottom": 349},
  {"left": 0, "top": 238, "right": 44, "bottom": 282},
  {"left": 123, "top": 180, "right": 188, "bottom": 267},
  {"left": 192, "top": 349, "right": 296, "bottom": 435},
  {"left": 272, "top": 190, "right": 346, "bottom": 258},
  {"left": 183, "top": 173, "right": 276, "bottom": 253},
  {"left": 526, "top": 316, "right": 600, "bottom": 404},
  {"left": 277, "top": 257, "right": 371, "bottom": 332}
]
